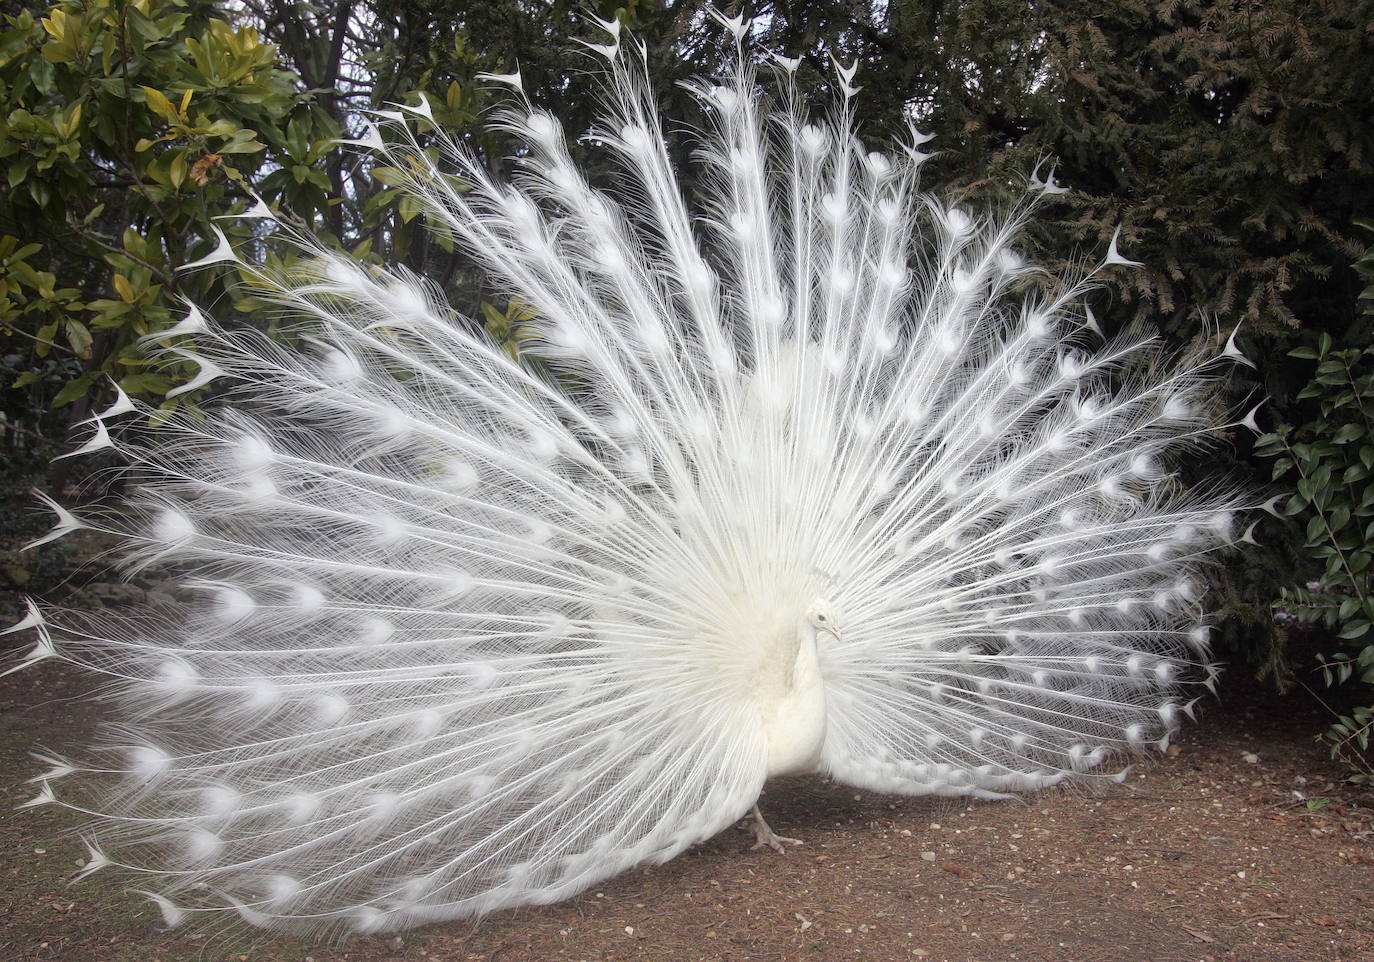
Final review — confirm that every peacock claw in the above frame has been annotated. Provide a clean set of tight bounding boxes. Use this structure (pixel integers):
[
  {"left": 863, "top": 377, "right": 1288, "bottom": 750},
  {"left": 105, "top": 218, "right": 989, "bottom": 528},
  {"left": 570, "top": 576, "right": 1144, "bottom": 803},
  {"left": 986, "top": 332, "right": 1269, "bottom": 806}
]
[
  {"left": 748, "top": 804, "right": 803, "bottom": 854},
  {"left": 751, "top": 831, "right": 804, "bottom": 854}
]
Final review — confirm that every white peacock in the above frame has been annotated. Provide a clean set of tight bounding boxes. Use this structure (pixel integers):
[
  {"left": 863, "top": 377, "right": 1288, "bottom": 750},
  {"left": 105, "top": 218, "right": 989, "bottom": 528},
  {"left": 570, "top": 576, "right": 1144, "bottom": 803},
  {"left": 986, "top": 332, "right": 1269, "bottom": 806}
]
[{"left": 5, "top": 15, "right": 1258, "bottom": 936}]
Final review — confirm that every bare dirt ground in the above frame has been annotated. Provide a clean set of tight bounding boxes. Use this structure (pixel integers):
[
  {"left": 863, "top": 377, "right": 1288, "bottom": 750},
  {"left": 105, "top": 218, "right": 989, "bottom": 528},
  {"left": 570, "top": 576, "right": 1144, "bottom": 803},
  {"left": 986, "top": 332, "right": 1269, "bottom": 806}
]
[{"left": 2, "top": 573, "right": 1372, "bottom": 962}]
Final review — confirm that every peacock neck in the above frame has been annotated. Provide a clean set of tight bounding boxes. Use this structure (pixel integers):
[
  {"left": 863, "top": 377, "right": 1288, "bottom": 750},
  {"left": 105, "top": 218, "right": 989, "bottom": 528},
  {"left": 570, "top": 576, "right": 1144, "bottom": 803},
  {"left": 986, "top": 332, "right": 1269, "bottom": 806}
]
[{"left": 759, "top": 624, "right": 827, "bottom": 777}]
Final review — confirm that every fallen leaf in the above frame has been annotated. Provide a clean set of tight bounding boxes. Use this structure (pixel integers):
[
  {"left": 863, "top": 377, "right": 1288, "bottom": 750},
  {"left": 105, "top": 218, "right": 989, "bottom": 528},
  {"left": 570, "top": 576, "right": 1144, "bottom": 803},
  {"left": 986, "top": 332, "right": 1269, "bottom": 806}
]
[
  {"left": 1181, "top": 926, "right": 1216, "bottom": 943},
  {"left": 1238, "top": 913, "right": 1290, "bottom": 925}
]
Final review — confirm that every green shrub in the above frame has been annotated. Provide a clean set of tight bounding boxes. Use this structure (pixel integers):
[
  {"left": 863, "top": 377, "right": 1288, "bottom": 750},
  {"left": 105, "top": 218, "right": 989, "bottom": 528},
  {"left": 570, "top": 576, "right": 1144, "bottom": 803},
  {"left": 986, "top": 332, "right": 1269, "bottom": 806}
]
[
  {"left": 0, "top": 0, "right": 344, "bottom": 442},
  {"left": 1257, "top": 222, "right": 1374, "bottom": 783}
]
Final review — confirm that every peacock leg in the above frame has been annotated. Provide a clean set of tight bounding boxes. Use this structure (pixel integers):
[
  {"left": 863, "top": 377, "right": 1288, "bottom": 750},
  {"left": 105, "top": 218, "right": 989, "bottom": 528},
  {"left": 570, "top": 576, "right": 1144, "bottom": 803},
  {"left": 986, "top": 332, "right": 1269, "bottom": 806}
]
[{"left": 749, "top": 803, "right": 803, "bottom": 853}]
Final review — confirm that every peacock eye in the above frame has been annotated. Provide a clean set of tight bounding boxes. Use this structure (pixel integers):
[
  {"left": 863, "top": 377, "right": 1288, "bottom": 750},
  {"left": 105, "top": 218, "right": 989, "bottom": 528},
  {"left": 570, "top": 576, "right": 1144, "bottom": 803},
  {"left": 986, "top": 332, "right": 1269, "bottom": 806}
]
[{"left": 816, "top": 614, "right": 827, "bottom": 623}]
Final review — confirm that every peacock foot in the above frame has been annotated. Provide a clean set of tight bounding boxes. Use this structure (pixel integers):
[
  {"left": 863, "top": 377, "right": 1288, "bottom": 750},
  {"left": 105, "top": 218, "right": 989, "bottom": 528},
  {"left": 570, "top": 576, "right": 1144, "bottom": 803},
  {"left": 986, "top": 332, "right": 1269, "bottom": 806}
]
[{"left": 748, "top": 803, "right": 803, "bottom": 854}]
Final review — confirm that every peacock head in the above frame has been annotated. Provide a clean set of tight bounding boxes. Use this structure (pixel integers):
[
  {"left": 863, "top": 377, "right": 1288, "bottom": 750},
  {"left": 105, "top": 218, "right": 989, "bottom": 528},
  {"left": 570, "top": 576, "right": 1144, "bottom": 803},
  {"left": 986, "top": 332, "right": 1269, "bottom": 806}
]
[{"left": 804, "top": 599, "right": 842, "bottom": 643}]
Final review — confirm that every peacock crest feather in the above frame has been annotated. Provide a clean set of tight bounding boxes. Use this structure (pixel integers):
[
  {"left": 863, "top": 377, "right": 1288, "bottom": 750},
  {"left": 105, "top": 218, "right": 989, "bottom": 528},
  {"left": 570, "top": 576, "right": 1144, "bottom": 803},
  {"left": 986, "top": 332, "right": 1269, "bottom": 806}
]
[{"left": 7, "top": 16, "right": 1257, "bottom": 936}]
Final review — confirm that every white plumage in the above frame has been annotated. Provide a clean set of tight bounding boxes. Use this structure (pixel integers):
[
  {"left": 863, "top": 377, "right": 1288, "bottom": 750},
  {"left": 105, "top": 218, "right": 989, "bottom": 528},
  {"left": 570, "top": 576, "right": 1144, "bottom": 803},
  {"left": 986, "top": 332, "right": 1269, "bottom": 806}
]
[{"left": 9, "top": 18, "right": 1254, "bottom": 936}]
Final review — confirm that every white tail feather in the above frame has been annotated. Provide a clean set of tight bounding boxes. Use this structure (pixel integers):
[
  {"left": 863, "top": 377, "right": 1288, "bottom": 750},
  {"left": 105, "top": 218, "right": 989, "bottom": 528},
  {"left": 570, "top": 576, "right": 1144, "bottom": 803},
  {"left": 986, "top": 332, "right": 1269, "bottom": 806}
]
[{"left": 12, "top": 35, "right": 1244, "bottom": 936}]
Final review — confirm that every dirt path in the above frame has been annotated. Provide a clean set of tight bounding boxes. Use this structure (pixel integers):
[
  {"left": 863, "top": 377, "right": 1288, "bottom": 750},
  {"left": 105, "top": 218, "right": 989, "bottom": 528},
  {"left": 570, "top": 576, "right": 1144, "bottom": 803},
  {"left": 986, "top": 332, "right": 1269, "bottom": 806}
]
[{"left": 2, "top": 583, "right": 1372, "bottom": 962}]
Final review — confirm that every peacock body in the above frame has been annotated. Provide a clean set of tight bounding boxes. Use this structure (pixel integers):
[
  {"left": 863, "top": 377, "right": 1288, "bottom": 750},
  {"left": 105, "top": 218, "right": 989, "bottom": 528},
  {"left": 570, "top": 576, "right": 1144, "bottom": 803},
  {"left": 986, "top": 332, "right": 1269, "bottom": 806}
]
[{"left": 8, "top": 17, "right": 1255, "bottom": 936}]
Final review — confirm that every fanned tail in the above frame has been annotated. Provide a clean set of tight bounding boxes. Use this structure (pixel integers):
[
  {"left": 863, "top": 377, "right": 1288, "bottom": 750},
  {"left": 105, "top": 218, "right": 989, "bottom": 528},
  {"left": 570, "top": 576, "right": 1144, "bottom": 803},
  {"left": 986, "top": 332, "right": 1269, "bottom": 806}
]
[{"left": 8, "top": 22, "right": 1251, "bottom": 936}]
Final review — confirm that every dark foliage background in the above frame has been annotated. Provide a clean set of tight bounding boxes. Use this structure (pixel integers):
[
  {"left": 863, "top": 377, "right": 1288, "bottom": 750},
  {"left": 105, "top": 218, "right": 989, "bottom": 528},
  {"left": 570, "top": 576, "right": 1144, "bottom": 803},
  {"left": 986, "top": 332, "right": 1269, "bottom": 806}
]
[{"left": 3, "top": 0, "right": 1373, "bottom": 761}]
